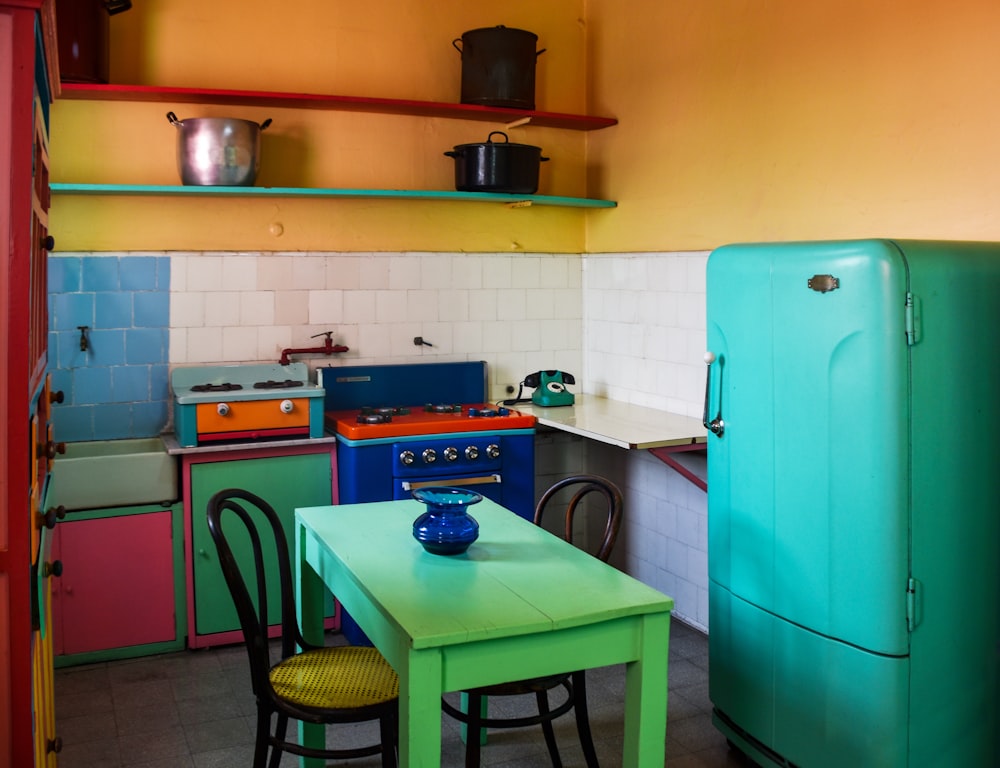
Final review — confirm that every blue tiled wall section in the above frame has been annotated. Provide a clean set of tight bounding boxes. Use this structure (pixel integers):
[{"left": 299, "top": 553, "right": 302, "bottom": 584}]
[{"left": 48, "top": 254, "right": 171, "bottom": 442}]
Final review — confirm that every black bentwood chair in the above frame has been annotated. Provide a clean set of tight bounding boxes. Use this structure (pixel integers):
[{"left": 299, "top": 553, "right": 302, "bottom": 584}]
[
  {"left": 206, "top": 488, "right": 399, "bottom": 768},
  {"left": 442, "top": 474, "right": 625, "bottom": 768}
]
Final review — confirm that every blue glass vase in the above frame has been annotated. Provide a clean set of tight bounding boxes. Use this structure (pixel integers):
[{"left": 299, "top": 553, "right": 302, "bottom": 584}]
[{"left": 411, "top": 486, "right": 483, "bottom": 555}]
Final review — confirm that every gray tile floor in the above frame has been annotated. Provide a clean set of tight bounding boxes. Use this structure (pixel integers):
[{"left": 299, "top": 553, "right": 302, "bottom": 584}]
[{"left": 54, "top": 619, "right": 751, "bottom": 767}]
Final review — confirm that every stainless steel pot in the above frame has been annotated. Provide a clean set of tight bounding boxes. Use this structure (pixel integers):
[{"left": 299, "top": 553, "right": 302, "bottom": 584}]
[
  {"left": 166, "top": 112, "right": 272, "bottom": 186},
  {"left": 444, "top": 131, "right": 549, "bottom": 194}
]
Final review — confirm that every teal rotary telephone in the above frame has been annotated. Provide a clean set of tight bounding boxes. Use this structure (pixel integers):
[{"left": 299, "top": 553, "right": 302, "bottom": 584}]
[{"left": 524, "top": 370, "right": 575, "bottom": 407}]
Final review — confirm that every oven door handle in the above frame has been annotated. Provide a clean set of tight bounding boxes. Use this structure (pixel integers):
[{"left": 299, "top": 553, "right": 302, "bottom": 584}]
[{"left": 402, "top": 474, "right": 501, "bottom": 491}]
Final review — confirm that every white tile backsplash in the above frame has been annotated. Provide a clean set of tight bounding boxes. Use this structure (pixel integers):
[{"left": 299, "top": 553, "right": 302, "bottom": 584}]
[
  {"left": 162, "top": 248, "right": 709, "bottom": 627},
  {"left": 582, "top": 252, "right": 709, "bottom": 628}
]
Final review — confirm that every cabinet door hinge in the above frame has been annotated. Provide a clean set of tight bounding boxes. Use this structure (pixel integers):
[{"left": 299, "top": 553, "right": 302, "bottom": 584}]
[
  {"left": 906, "top": 577, "right": 920, "bottom": 631},
  {"left": 904, "top": 292, "right": 919, "bottom": 346}
]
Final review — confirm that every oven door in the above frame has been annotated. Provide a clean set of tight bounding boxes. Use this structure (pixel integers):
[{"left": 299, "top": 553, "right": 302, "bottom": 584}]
[{"left": 389, "top": 433, "right": 535, "bottom": 520}]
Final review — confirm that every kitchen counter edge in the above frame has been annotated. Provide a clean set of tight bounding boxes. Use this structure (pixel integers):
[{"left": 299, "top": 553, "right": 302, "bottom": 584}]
[
  {"left": 518, "top": 395, "right": 707, "bottom": 450},
  {"left": 163, "top": 434, "right": 338, "bottom": 456}
]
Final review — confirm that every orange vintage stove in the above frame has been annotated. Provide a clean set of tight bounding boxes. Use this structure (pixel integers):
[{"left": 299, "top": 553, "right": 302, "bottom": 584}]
[{"left": 171, "top": 363, "right": 325, "bottom": 448}]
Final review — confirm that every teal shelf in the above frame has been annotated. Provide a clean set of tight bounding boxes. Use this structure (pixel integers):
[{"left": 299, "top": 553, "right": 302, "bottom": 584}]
[{"left": 51, "top": 183, "right": 617, "bottom": 209}]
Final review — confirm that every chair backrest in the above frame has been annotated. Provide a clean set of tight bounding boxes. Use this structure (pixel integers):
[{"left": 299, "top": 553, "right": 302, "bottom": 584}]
[
  {"left": 533, "top": 475, "right": 623, "bottom": 562},
  {"left": 206, "top": 488, "right": 302, "bottom": 697}
]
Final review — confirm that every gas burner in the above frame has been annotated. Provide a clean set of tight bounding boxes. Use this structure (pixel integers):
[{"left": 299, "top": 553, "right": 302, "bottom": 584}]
[
  {"left": 424, "top": 403, "right": 462, "bottom": 414},
  {"left": 360, "top": 406, "right": 412, "bottom": 417},
  {"left": 253, "top": 379, "right": 305, "bottom": 390},
  {"left": 190, "top": 382, "right": 244, "bottom": 392},
  {"left": 357, "top": 413, "right": 392, "bottom": 425},
  {"left": 468, "top": 407, "right": 511, "bottom": 418}
]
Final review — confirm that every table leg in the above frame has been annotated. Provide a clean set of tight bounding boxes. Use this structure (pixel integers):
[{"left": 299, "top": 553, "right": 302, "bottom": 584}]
[
  {"left": 399, "top": 647, "right": 444, "bottom": 767},
  {"left": 622, "top": 612, "right": 671, "bottom": 766}
]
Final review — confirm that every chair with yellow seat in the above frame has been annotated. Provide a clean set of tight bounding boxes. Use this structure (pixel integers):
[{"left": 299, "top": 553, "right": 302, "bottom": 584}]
[
  {"left": 207, "top": 488, "right": 399, "bottom": 768},
  {"left": 441, "top": 474, "right": 625, "bottom": 768}
]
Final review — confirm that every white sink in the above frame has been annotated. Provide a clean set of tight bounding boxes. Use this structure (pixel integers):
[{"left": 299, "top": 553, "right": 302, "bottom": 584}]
[{"left": 48, "top": 438, "right": 178, "bottom": 511}]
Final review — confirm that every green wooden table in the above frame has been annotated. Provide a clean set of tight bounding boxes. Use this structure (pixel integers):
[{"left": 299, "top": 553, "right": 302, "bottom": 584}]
[{"left": 295, "top": 499, "right": 674, "bottom": 767}]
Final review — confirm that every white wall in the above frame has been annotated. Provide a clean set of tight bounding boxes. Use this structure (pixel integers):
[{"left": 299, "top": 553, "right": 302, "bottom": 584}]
[
  {"left": 582, "top": 251, "right": 709, "bottom": 629},
  {"left": 164, "top": 247, "right": 710, "bottom": 627},
  {"left": 167, "top": 251, "right": 583, "bottom": 402}
]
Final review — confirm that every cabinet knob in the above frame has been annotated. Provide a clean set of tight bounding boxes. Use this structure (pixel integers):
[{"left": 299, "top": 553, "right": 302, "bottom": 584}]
[
  {"left": 50, "top": 389, "right": 65, "bottom": 404},
  {"left": 42, "top": 505, "right": 66, "bottom": 529},
  {"left": 41, "top": 235, "right": 55, "bottom": 252},
  {"left": 47, "top": 736, "right": 63, "bottom": 754},
  {"left": 40, "top": 440, "right": 66, "bottom": 460},
  {"left": 44, "top": 560, "right": 63, "bottom": 578}
]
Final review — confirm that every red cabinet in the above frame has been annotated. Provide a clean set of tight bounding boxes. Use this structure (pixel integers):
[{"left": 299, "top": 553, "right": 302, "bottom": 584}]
[
  {"left": 51, "top": 506, "right": 185, "bottom": 661},
  {"left": 0, "top": 2, "right": 60, "bottom": 766}
]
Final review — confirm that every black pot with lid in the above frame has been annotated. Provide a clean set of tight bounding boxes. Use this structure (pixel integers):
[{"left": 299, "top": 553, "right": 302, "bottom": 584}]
[{"left": 444, "top": 131, "right": 549, "bottom": 194}]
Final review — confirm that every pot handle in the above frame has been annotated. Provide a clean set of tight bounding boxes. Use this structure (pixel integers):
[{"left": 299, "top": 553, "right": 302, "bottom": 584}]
[
  {"left": 444, "top": 150, "right": 462, "bottom": 158},
  {"left": 166, "top": 111, "right": 182, "bottom": 127},
  {"left": 540, "top": 156, "right": 550, "bottom": 162},
  {"left": 452, "top": 39, "right": 463, "bottom": 53},
  {"left": 260, "top": 118, "right": 273, "bottom": 131},
  {"left": 536, "top": 48, "right": 547, "bottom": 56},
  {"left": 487, "top": 131, "right": 509, "bottom": 144}
]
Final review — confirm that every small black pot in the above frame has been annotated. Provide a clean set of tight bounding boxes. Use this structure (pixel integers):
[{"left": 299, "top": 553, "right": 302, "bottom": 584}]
[{"left": 444, "top": 131, "right": 549, "bottom": 194}]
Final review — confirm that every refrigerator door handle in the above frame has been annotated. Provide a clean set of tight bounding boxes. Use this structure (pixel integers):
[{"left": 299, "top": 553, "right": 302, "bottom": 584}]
[{"left": 703, "top": 351, "right": 725, "bottom": 437}]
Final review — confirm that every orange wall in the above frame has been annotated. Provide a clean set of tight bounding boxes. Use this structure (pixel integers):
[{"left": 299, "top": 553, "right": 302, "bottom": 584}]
[
  {"left": 52, "top": 1, "right": 1000, "bottom": 253},
  {"left": 586, "top": 0, "right": 1000, "bottom": 252},
  {"left": 50, "top": 0, "right": 591, "bottom": 252}
]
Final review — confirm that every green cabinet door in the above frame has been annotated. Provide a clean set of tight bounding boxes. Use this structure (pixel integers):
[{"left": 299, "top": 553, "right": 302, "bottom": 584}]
[{"left": 190, "top": 452, "right": 333, "bottom": 637}]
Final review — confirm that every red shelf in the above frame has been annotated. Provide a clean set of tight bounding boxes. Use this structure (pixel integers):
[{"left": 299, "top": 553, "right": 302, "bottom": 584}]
[{"left": 59, "top": 83, "right": 618, "bottom": 131}]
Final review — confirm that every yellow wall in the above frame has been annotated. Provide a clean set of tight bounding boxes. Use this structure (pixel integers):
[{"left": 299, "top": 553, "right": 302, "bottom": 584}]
[
  {"left": 52, "top": 0, "right": 1000, "bottom": 253},
  {"left": 50, "top": 0, "right": 592, "bottom": 252},
  {"left": 586, "top": 0, "right": 1000, "bottom": 252}
]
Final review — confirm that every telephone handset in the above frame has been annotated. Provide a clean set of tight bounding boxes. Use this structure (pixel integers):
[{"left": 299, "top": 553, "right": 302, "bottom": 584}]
[
  {"left": 523, "top": 370, "right": 575, "bottom": 389},
  {"left": 512, "top": 370, "right": 576, "bottom": 407}
]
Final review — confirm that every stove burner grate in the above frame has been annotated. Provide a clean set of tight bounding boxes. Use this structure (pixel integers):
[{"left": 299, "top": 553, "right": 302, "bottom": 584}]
[
  {"left": 424, "top": 403, "right": 462, "bottom": 414},
  {"left": 191, "top": 382, "right": 244, "bottom": 392},
  {"left": 360, "top": 406, "right": 412, "bottom": 417},
  {"left": 253, "top": 379, "right": 305, "bottom": 390},
  {"left": 357, "top": 413, "right": 392, "bottom": 425}
]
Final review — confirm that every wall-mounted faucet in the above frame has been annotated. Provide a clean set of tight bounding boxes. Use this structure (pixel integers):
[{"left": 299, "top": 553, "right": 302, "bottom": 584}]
[
  {"left": 77, "top": 326, "right": 90, "bottom": 352},
  {"left": 278, "top": 331, "right": 349, "bottom": 366}
]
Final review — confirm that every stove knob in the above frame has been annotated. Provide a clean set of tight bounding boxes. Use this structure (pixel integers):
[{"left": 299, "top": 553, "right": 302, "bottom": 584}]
[
  {"left": 280, "top": 399, "right": 294, "bottom": 414},
  {"left": 399, "top": 450, "right": 415, "bottom": 466},
  {"left": 486, "top": 443, "right": 501, "bottom": 459},
  {"left": 421, "top": 448, "right": 437, "bottom": 464},
  {"left": 443, "top": 446, "right": 458, "bottom": 461},
  {"left": 217, "top": 403, "right": 230, "bottom": 417},
  {"left": 465, "top": 446, "right": 479, "bottom": 460}
]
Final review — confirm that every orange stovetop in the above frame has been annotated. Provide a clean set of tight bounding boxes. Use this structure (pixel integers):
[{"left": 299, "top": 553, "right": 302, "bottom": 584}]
[{"left": 326, "top": 404, "right": 536, "bottom": 440}]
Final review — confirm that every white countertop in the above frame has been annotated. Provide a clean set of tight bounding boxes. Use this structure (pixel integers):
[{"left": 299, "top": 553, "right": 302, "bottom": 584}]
[{"left": 519, "top": 395, "right": 707, "bottom": 450}]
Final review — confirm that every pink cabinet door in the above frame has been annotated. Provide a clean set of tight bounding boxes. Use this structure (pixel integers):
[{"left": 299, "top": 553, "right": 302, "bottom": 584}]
[{"left": 52, "top": 511, "right": 175, "bottom": 656}]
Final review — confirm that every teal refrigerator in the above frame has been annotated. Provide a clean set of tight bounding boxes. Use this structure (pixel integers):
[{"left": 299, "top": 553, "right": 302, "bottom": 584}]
[{"left": 705, "top": 239, "right": 1000, "bottom": 767}]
